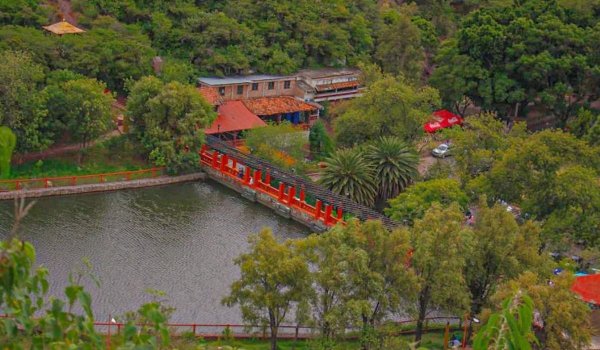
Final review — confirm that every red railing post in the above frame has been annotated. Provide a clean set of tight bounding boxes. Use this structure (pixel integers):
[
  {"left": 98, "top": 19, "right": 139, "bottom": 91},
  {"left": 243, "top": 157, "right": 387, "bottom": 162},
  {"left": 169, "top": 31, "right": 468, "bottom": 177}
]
[
  {"left": 220, "top": 154, "right": 228, "bottom": 172},
  {"left": 99, "top": 175, "right": 105, "bottom": 183},
  {"left": 299, "top": 188, "right": 305, "bottom": 203},
  {"left": 71, "top": 177, "right": 77, "bottom": 186},
  {"left": 44, "top": 178, "right": 49, "bottom": 188},
  {"left": 212, "top": 150, "right": 219, "bottom": 168},
  {"left": 278, "top": 183, "right": 286, "bottom": 201},
  {"left": 253, "top": 170, "right": 261, "bottom": 188},
  {"left": 126, "top": 172, "right": 131, "bottom": 181},
  {"left": 244, "top": 169, "right": 250, "bottom": 185},
  {"left": 337, "top": 207, "right": 343, "bottom": 220},
  {"left": 231, "top": 159, "right": 237, "bottom": 174},
  {"left": 324, "top": 205, "right": 333, "bottom": 225},
  {"left": 192, "top": 324, "right": 197, "bottom": 336},
  {"left": 15, "top": 181, "right": 20, "bottom": 190},
  {"left": 315, "top": 200, "right": 322, "bottom": 219},
  {"left": 151, "top": 168, "right": 158, "bottom": 178},
  {"left": 287, "top": 186, "right": 296, "bottom": 205},
  {"left": 265, "top": 171, "right": 271, "bottom": 186}
]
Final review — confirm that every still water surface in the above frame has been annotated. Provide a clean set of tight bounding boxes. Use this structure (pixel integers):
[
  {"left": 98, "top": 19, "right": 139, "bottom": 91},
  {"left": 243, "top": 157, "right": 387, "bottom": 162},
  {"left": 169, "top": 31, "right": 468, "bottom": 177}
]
[{"left": 0, "top": 181, "right": 308, "bottom": 322}]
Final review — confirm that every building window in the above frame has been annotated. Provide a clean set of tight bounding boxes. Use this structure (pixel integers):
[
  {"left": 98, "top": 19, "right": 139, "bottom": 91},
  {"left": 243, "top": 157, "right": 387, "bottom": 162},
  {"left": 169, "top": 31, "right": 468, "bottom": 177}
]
[
  {"left": 284, "top": 80, "right": 291, "bottom": 89},
  {"left": 218, "top": 87, "right": 225, "bottom": 96},
  {"left": 237, "top": 85, "right": 244, "bottom": 95},
  {"left": 268, "top": 82, "right": 275, "bottom": 90},
  {"left": 252, "top": 83, "right": 259, "bottom": 91}
]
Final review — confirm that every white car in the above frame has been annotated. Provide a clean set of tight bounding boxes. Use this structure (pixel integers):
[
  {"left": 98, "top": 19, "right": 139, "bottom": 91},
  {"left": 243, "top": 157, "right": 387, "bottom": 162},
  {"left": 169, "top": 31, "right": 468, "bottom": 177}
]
[{"left": 432, "top": 143, "right": 451, "bottom": 158}]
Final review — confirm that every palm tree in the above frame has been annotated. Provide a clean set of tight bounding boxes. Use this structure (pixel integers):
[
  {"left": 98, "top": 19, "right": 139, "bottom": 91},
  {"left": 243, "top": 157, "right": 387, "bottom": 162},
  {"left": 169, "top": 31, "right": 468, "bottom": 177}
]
[
  {"left": 319, "top": 148, "right": 378, "bottom": 207},
  {"left": 365, "top": 136, "right": 418, "bottom": 208}
]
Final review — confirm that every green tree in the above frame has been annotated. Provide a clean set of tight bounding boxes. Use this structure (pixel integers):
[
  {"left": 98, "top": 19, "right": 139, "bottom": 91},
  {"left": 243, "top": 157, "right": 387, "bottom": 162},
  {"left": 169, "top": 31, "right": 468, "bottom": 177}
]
[
  {"left": 386, "top": 178, "right": 469, "bottom": 225},
  {"left": 491, "top": 272, "right": 592, "bottom": 350},
  {"left": 127, "top": 77, "right": 216, "bottom": 173},
  {"left": 319, "top": 148, "right": 377, "bottom": 207},
  {"left": 0, "top": 127, "right": 16, "bottom": 178},
  {"left": 365, "top": 136, "right": 419, "bottom": 209},
  {"left": 45, "top": 78, "right": 114, "bottom": 163},
  {"left": 222, "top": 229, "right": 311, "bottom": 350},
  {"left": 431, "top": 0, "right": 600, "bottom": 124},
  {"left": 334, "top": 74, "right": 440, "bottom": 147},
  {"left": 158, "top": 58, "right": 196, "bottom": 84},
  {"left": 465, "top": 202, "right": 547, "bottom": 320},
  {"left": 308, "top": 120, "right": 334, "bottom": 160},
  {"left": 411, "top": 203, "right": 473, "bottom": 343},
  {"left": 568, "top": 108, "right": 600, "bottom": 146},
  {"left": 375, "top": 9, "right": 425, "bottom": 82},
  {"left": 0, "top": 50, "right": 50, "bottom": 153}
]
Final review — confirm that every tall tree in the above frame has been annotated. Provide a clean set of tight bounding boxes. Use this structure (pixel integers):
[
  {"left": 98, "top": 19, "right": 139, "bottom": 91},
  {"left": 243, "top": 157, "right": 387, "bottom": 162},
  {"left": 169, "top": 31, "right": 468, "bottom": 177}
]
[
  {"left": 319, "top": 148, "right": 378, "bottom": 207},
  {"left": 127, "top": 77, "right": 216, "bottom": 173},
  {"left": 334, "top": 74, "right": 440, "bottom": 147},
  {"left": 365, "top": 136, "right": 419, "bottom": 209},
  {"left": 222, "top": 229, "right": 311, "bottom": 350},
  {"left": 411, "top": 203, "right": 473, "bottom": 343},
  {"left": 0, "top": 50, "right": 50, "bottom": 153},
  {"left": 308, "top": 120, "right": 334, "bottom": 160}
]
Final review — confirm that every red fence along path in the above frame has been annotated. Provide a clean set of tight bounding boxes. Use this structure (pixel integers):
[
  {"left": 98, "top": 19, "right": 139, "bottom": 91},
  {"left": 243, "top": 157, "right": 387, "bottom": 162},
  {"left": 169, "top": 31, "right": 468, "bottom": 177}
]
[
  {"left": 0, "top": 168, "right": 165, "bottom": 192},
  {"left": 199, "top": 145, "right": 343, "bottom": 228}
]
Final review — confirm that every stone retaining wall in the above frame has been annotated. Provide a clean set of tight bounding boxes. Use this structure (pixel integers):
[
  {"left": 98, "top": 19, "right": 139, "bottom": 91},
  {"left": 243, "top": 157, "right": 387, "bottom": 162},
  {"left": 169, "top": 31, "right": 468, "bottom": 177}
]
[
  {"left": 203, "top": 166, "right": 326, "bottom": 232},
  {"left": 0, "top": 173, "right": 206, "bottom": 200}
]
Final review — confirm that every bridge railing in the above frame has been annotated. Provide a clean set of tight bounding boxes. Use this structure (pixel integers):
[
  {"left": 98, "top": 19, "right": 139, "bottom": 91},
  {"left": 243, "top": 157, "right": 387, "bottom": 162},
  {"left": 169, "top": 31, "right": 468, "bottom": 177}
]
[
  {"left": 0, "top": 168, "right": 166, "bottom": 192},
  {"left": 200, "top": 147, "right": 343, "bottom": 227},
  {"left": 202, "top": 135, "right": 398, "bottom": 229}
]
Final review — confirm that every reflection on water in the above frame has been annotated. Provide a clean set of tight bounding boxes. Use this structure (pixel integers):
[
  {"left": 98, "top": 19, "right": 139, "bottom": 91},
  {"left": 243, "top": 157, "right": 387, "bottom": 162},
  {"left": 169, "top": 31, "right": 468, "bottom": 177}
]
[{"left": 0, "top": 181, "right": 308, "bottom": 322}]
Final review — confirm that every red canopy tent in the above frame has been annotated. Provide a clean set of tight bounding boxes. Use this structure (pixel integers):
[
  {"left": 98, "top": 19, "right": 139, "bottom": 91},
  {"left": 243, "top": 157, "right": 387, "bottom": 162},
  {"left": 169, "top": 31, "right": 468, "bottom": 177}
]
[
  {"left": 424, "top": 109, "right": 463, "bottom": 133},
  {"left": 572, "top": 274, "right": 600, "bottom": 305}
]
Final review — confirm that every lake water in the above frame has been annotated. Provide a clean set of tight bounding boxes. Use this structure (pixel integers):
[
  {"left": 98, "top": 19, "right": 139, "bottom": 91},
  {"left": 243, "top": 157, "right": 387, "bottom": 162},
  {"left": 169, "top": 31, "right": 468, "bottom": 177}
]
[{"left": 0, "top": 181, "right": 308, "bottom": 323}]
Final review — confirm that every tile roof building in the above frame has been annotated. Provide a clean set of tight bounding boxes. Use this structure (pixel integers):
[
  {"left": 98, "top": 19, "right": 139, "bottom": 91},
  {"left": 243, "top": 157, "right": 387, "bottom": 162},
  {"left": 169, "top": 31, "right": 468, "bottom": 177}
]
[{"left": 204, "top": 101, "right": 266, "bottom": 135}]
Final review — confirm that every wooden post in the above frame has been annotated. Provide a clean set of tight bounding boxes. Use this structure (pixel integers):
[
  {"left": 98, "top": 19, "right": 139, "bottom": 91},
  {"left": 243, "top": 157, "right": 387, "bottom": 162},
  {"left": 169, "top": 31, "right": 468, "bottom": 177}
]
[
  {"left": 278, "top": 183, "right": 286, "bottom": 201},
  {"left": 287, "top": 186, "right": 296, "bottom": 205},
  {"left": 315, "top": 200, "right": 322, "bottom": 219}
]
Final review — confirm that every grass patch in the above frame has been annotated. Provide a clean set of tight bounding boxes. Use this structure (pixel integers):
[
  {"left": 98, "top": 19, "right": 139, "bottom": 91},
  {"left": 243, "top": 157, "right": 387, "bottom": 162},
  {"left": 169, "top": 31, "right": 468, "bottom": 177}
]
[{"left": 8, "top": 135, "right": 150, "bottom": 179}]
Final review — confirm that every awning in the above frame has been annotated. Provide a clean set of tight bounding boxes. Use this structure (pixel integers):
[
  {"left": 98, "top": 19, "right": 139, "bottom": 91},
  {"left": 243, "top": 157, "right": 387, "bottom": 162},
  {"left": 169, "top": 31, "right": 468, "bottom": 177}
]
[
  {"left": 315, "top": 81, "right": 359, "bottom": 92},
  {"left": 204, "top": 100, "right": 266, "bottom": 134},
  {"left": 572, "top": 274, "right": 600, "bottom": 305}
]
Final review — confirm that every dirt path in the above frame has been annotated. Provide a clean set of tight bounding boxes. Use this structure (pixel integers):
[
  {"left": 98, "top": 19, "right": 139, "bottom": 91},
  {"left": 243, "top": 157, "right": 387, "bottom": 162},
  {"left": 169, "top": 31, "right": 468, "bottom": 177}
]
[{"left": 49, "top": 0, "right": 77, "bottom": 24}]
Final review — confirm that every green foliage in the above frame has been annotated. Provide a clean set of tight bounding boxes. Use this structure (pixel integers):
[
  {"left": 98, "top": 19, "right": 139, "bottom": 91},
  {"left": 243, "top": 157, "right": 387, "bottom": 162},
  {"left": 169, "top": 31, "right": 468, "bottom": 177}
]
[
  {"left": 375, "top": 9, "right": 425, "bottom": 82},
  {"left": 568, "top": 108, "right": 600, "bottom": 146},
  {"left": 0, "top": 50, "right": 50, "bottom": 153},
  {"left": 0, "top": 0, "right": 51, "bottom": 26},
  {"left": 308, "top": 120, "right": 334, "bottom": 160},
  {"left": 318, "top": 148, "right": 377, "bottom": 207},
  {"left": 365, "top": 136, "right": 419, "bottom": 208},
  {"left": 127, "top": 77, "right": 216, "bottom": 174},
  {"left": 246, "top": 122, "right": 307, "bottom": 171},
  {"left": 334, "top": 74, "right": 440, "bottom": 147},
  {"left": 386, "top": 178, "right": 469, "bottom": 225},
  {"left": 0, "top": 127, "right": 17, "bottom": 178},
  {"left": 223, "top": 229, "right": 311, "bottom": 350},
  {"left": 411, "top": 204, "right": 473, "bottom": 343},
  {"left": 474, "top": 292, "right": 537, "bottom": 350},
  {"left": 491, "top": 272, "right": 592, "bottom": 350},
  {"left": 431, "top": 0, "right": 600, "bottom": 124}
]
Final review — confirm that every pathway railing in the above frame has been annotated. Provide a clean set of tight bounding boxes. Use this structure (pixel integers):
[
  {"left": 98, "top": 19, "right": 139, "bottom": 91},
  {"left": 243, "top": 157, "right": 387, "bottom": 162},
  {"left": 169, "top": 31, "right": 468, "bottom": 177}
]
[{"left": 0, "top": 168, "right": 166, "bottom": 192}]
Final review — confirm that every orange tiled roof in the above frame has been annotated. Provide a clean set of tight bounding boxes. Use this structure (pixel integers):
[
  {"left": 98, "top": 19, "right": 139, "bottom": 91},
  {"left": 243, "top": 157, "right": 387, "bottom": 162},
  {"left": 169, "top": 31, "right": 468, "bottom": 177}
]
[
  {"left": 242, "top": 96, "right": 317, "bottom": 116},
  {"left": 42, "top": 20, "right": 85, "bottom": 35},
  {"left": 205, "top": 101, "right": 266, "bottom": 134},
  {"left": 198, "top": 87, "right": 221, "bottom": 105},
  {"left": 315, "top": 81, "right": 359, "bottom": 92}
]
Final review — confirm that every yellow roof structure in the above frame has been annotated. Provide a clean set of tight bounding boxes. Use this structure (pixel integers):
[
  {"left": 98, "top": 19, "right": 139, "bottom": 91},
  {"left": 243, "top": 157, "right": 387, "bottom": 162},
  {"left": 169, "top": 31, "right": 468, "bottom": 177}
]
[{"left": 42, "top": 19, "right": 85, "bottom": 35}]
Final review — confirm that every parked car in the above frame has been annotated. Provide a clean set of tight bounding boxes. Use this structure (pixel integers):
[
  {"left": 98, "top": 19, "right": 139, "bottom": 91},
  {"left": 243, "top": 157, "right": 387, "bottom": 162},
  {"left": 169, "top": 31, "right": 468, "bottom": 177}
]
[
  {"left": 432, "top": 143, "right": 451, "bottom": 158},
  {"left": 424, "top": 109, "right": 464, "bottom": 133}
]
